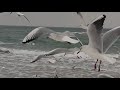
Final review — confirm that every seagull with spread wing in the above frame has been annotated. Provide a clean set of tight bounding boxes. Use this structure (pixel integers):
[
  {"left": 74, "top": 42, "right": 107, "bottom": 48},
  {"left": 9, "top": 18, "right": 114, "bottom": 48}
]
[
  {"left": 79, "top": 14, "right": 120, "bottom": 71},
  {"left": 10, "top": 12, "right": 32, "bottom": 25}
]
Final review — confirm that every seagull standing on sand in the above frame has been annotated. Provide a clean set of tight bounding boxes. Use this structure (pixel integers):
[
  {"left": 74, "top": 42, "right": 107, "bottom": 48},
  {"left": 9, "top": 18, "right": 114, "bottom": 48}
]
[{"left": 80, "top": 14, "right": 120, "bottom": 71}]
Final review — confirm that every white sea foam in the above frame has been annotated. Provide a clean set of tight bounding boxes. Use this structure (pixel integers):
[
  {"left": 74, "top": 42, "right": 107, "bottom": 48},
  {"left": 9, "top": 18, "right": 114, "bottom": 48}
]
[
  {"left": 12, "top": 49, "right": 45, "bottom": 55},
  {"left": 12, "top": 48, "right": 120, "bottom": 61},
  {"left": 0, "top": 41, "right": 13, "bottom": 45}
]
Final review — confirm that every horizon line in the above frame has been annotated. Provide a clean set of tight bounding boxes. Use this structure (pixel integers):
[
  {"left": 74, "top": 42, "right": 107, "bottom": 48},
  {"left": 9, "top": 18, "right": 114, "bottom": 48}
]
[{"left": 0, "top": 24, "right": 111, "bottom": 29}]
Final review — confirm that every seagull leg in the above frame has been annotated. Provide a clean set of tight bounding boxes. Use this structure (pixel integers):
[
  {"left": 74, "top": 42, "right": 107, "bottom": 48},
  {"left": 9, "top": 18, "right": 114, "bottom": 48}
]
[
  {"left": 76, "top": 50, "right": 82, "bottom": 59},
  {"left": 94, "top": 59, "right": 98, "bottom": 70},
  {"left": 77, "top": 56, "right": 82, "bottom": 59},
  {"left": 76, "top": 50, "right": 81, "bottom": 58},
  {"left": 77, "top": 51, "right": 81, "bottom": 54},
  {"left": 98, "top": 60, "right": 102, "bottom": 72},
  {"left": 77, "top": 46, "right": 82, "bottom": 54}
]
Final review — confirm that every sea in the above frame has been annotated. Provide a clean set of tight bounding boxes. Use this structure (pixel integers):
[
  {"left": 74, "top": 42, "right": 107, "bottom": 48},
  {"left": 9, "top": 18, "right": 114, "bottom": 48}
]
[
  {"left": 0, "top": 25, "right": 119, "bottom": 54},
  {"left": 0, "top": 25, "right": 120, "bottom": 78}
]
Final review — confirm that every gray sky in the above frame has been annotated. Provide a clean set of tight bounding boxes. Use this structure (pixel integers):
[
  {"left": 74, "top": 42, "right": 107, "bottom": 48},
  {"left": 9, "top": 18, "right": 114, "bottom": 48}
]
[{"left": 0, "top": 12, "right": 120, "bottom": 28}]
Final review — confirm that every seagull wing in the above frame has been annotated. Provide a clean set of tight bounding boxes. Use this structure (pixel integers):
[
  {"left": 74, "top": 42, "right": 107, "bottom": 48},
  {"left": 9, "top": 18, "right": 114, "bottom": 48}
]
[
  {"left": 79, "top": 24, "right": 88, "bottom": 30},
  {"left": 102, "top": 26, "right": 120, "bottom": 53},
  {"left": 62, "top": 31, "right": 83, "bottom": 45},
  {"left": 87, "top": 15, "right": 106, "bottom": 53},
  {"left": 77, "top": 12, "right": 88, "bottom": 30},
  {"left": 77, "top": 12, "right": 86, "bottom": 26},
  {"left": 22, "top": 27, "right": 54, "bottom": 43},
  {"left": 31, "top": 54, "right": 46, "bottom": 63},
  {"left": 31, "top": 48, "right": 71, "bottom": 63},
  {"left": 23, "top": 15, "right": 32, "bottom": 25},
  {"left": 48, "top": 31, "right": 80, "bottom": 44},
  {"left": 63, "top": 31, "right": 76, "bottom": 37},
  {"left": 62, "top": 36, "right": 79, "bottom": 44},
  {"left": 73, "top": 32, "right": 87, "bottom": 35},
  {"left": 16, "top": 12, "right": 32, "bottom": 25}
]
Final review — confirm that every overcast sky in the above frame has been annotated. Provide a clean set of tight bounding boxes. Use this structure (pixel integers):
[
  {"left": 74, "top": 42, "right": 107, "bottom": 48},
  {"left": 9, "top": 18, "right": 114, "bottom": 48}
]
[{"left": 0, "top": 12, "right": 120, "bottom": 28}]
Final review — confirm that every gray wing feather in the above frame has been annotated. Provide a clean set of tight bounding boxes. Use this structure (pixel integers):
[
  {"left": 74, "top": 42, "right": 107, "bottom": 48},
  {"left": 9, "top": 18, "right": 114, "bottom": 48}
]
[
  {"left": 23, "top": 16, "right": 32, "bottom": 25},
  {"left": 103, "top": 26, "right": 120, "bottom": 53},
  {"left": 31, "top": 48, "right": 71, "bottom": 63},
  {"left": 87, "top": 15, "right": 106, "bottom": 53},
  {"left": 22, "top": 27, "right": 54, "bottom": 43},
  {"left": 77, "top": 12, "right": 86, "bottom": 26}
]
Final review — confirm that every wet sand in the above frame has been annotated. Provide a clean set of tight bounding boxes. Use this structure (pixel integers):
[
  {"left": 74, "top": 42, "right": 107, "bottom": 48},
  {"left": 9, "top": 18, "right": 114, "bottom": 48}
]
[{"left": 0, "top": 51, "right": 120, "bottom": 78}]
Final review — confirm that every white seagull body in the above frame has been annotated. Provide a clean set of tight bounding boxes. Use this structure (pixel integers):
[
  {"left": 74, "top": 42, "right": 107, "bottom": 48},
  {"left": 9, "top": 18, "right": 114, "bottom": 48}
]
[
  {"left": 80, "top": 14, "right": 120, "bottom": 71},
  {"left": 22, "top": 27, "right": 80, "bottom": 44}
]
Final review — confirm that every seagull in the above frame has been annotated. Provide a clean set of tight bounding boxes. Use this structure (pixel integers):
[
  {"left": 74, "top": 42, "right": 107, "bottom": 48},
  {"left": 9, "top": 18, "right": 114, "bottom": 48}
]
[
  {"left": 10, "top": 12, "right": 32, "bottom": 26},
  {"left": 79, "top": 14, "right": 120, "bottom": 72},
  {"left": 76, "top": 12, "right": 88, "bottom": 30},
  {"left": 22, "top": 27, "right": 81, "bottom": 45},
  {"left": 30, "top": 48, "right": 75, "bottom": 63},
  {"left": 22, "top": 27, "right": 84, "bottom": 62}
]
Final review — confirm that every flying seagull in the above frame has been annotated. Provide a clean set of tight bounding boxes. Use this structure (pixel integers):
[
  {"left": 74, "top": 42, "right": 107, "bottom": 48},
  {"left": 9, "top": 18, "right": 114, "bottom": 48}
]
[
  {"left": 79, "top": 14, "right": 120, "bottom": 72},
  {"left": 10, "top": 12, "right": 32, "bottom": 26},
  {"left": 30, "top": 48, "right": 75, "bottom": 63},
  {"left": 22, "top": 27, "right": 81, "bottom": 45},
  {"left": 22, "top": 27, "right": 84, "bottom": 63}
]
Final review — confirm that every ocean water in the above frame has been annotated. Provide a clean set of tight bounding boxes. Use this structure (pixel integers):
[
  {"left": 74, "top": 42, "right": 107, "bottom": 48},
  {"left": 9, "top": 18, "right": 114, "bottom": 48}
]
[
  {"left": 0, "top": 25, "right": 119, "bottom": 54},
  {"left": 0, "top": 25, "right": 120, "bottom": 78}
]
